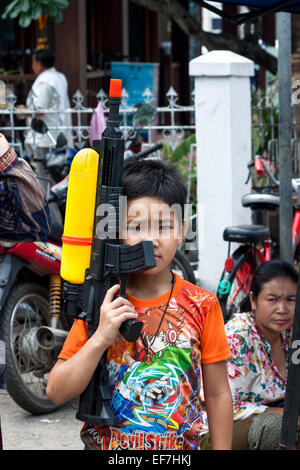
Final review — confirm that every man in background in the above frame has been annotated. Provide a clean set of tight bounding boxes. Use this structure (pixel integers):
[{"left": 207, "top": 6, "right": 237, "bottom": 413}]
[{"left": 23, "top": 49, "right": 72, "bottom": 190}]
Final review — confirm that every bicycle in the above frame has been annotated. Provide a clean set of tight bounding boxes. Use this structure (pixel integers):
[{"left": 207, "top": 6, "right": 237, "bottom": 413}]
[{"left": 217, "top": 154, "right": 300, "bottom": 322}]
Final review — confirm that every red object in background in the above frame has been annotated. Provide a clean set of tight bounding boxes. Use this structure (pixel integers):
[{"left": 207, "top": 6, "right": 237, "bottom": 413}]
[
  {"left": 0, "top": 241, "right": 61, "bottom": 276},
  {"left": 109, "top": 79, "right": 122, "bottom": 98},
  {"left": 254, "top": 157, "right": 265, "bottom": 175},
  {"left": 224, "top": 257, "right": 234, "bottom": 272}
]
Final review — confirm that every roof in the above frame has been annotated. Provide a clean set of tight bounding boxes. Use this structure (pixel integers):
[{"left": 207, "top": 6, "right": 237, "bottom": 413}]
[{"left": 198, "top": 0, "right": 300, "bottom": 23}]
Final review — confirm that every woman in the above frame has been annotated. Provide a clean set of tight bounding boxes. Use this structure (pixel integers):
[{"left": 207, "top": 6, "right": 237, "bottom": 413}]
[{"left": 225, "top": 260, "right": 299, "bottom": 450}]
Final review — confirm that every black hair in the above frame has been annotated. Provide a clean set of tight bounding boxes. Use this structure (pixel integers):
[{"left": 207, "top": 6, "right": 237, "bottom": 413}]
[
  {"left": 250, "top": 260, "right": 298, "bottom": 300},
  {"left": 122, "top": 159, "right": 187, "bottom": 218},
  {"left": 34, "top": 50, "right": 55, "bottom": 69}
]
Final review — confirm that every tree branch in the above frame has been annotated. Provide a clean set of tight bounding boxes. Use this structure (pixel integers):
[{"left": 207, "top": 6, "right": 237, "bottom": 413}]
[{"left": 130, "top": 0, "right": 277, "bottom": 75}]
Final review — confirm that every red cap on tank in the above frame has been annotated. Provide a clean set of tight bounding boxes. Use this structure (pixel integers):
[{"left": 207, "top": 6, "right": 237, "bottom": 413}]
[{"left": 109, "top": 79, "right": 122, "bottom": 98}]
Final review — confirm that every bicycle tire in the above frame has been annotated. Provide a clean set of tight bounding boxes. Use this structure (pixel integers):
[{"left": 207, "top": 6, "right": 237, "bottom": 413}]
[
  {"left": 170, "top": 249, "right": 197, "bottom": 285},
  {"left": 217, "top": 245, "right": 258, "bottom": 322}
]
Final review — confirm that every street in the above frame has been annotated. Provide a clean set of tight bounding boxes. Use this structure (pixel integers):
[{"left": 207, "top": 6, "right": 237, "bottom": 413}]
[{"left": 0, "top": 388, "right": 82, "bottom": 450}]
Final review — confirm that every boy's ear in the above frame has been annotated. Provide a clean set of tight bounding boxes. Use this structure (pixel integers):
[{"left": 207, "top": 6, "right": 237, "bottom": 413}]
[{"left": 177, "top": 219, "right": 188, "bottom": 246}]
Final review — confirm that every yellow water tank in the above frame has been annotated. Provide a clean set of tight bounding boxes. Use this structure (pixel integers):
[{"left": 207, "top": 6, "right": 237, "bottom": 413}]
[{"left": 60, "top": 148, "right": 99, "bottom": 284}]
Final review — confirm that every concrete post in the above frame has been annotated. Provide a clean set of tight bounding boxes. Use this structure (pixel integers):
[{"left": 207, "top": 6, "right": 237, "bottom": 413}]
[{"left": 189, "top": 50, "right": 254, "bottom": 293}]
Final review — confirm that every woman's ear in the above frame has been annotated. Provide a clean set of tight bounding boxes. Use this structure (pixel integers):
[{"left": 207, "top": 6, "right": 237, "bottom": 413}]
[{"left": 249, "top": 291, "right": 256, "bottom": 312}]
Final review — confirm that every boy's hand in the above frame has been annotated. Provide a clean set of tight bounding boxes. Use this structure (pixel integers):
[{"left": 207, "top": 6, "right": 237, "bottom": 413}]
[
  {"left": 0, "top": 133, "right": 10, "bottom": 157},
  {"left": 95, "top": 284, "right": 138, "bottom": 349}
]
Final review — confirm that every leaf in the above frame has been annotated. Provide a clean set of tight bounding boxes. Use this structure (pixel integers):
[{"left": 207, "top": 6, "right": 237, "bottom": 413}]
[
  {"left": 171, "top": 133, "right": 196, "bottom": 163},
  {"left": 161, "top": 143, "right": 173, "bottom": 159},
  {"left": 1, "top": 0, "right": 21, "bottom": 18},
  {"left": 53, "top": 0, "right": 69, "bottom": 9},
  {"left": 45, "top": 2, "right": 58, "bottom": 17},
  {"left": 52, "top": 9, "right": 63, "bottom": 22},
  {"left": 18, "top": 11, "right": 32, "bottom": 27},
  {"left": 30, "top": 3, "right": 42, "bottom": 20},
  {"left": 20, "top": 0, "right": 30, "bottom": 12},
  {"left": 9, "top": 4, "right": 24, "bottom": 18}
]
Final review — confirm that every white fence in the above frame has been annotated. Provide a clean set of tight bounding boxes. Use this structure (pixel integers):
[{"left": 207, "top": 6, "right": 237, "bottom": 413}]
[{"left": 0, "top": 85, "right": 195, "bottom": 157}]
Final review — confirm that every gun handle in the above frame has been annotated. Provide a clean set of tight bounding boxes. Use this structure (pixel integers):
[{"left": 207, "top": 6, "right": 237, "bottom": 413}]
[
  {"left": 76, "top": 358, "right": 117, "bottom": 425},
  {"left": 119, "top": 318, "right": 143, "bottom": 342},
  {"left": 118, "top": 275, "right": 143, "bottom": 341}
]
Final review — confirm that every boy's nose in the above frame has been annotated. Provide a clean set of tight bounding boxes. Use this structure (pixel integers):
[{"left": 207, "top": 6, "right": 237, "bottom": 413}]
[{"left": 151, "top": 237, "right": 159, "bottom": 247}]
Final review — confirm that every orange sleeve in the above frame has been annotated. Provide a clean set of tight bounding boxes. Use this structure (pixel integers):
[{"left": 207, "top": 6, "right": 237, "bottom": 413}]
[
  {"left": 201, "top": 298, "right": 231, "bottom": 364},
  {"left": 58, "top": 319, "right": 89, "bottom": 361}
]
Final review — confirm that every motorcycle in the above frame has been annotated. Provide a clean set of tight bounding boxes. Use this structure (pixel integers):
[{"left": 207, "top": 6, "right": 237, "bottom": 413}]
[{"left": 0, "top": 232, "right": 71, "bottom": 414}]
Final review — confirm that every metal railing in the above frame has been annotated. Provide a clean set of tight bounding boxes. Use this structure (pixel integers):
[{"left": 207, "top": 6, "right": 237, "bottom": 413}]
[
  {"left": 0, "top": 85, "right": 195, "bottom": 158},
  {"left": 251, "top": 88, "right": 300, "bottom": 189}
]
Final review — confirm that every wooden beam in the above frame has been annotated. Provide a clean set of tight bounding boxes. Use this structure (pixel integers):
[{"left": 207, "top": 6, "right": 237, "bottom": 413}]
[{"left": 54, "top": 0, "right": 87, "bottom": 99}]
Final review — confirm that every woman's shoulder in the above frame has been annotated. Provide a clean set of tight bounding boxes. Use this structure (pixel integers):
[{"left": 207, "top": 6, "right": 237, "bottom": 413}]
[{"left": 225, "top": 312, "right": 256, "bottom": 340}]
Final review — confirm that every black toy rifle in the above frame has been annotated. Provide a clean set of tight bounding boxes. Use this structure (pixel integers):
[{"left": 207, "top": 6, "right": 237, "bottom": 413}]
[{"left": 63, "top": 79, "right": 155, "bottom": 425}]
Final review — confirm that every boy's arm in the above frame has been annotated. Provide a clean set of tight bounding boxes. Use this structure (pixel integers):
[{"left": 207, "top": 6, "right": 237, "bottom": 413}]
[
  {"left": 202, "top": 360, "right": 233, "bottom": 450},
  {"left": 46, "top": 284, "right": 137, "bottom": 405}
]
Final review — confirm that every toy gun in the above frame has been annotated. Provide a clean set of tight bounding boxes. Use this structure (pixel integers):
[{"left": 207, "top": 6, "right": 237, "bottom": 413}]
[{"left": 60, "top": 79, "right": 156, "bottom": 425}]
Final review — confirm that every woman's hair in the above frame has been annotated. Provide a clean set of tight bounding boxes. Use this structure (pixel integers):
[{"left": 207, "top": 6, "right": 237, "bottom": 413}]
[
  {"left": 122, "top": 159, "right": 187, "bottom": 217},
  {"left": 250, "top": 260, "right": 298, "bottom": 300}
]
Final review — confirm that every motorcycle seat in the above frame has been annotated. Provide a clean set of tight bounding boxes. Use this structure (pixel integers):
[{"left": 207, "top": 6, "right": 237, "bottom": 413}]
[{"left": 223, "top": 224, "right": 270, "bottom": 243}]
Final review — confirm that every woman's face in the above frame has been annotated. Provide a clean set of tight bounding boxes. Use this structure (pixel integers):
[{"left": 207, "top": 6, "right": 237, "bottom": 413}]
[{"left": 250, "top": 276, "right": 297, "bottom": 337}]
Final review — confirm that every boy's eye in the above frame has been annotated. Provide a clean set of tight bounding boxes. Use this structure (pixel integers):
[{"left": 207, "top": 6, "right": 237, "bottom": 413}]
[
  {"left": 159, "top": 224, "right": 172, "bottom": 231},
  {"left": 128, "top": 223, "right": 141, "bottom": 231}
]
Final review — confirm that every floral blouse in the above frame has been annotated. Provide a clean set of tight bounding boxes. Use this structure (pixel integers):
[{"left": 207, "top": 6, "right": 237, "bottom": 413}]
[{"left": 225, "top": 312, "right": 291, "bottom": 420}]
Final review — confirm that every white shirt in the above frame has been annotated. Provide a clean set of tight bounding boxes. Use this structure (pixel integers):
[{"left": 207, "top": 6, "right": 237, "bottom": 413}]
[{"left": 25, "top": 67, "right": 73, "bottom": 148}]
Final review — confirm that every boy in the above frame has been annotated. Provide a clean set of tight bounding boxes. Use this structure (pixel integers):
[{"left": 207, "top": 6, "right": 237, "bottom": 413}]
[{"left": 47, "top": 159, "right": 233, "bottom": 450}]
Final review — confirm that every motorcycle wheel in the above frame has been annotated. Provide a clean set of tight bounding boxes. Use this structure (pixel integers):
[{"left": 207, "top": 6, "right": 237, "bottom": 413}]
[
  {"left": 170, "top": 249, "right": 197, "bottom": 285},
  {"left": 0, "top": 282, "right": 61, "bottom": 414}
]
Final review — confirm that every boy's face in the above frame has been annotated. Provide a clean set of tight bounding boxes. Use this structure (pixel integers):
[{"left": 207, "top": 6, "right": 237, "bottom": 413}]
[{"left": 121, "top": 196, "right": 186, "bottom": 275}]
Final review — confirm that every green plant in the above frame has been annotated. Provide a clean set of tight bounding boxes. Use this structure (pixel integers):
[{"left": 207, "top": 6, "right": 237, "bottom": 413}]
[
  {"left": 162, "top": 133, "right": 197, "bottom": 206},
  {"left": 1, "top": 0, "right": 69, "bottom": 28},
  {"left": 251, "top": 89, "right": 279, "bottom": 156}
]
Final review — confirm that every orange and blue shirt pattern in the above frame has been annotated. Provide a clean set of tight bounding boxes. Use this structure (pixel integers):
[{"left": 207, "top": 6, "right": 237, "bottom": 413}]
[{"left": 59, "top": 274, "right": 231, "bottom": 450}]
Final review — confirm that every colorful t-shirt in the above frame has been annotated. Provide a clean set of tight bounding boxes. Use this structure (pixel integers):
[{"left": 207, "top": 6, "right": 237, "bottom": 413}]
[
  {"left": 225, "top": 312, "right": 291, "bottom": 420},
  {"left": 58, "top": 274, "right": 231, "bottom": 450}
]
